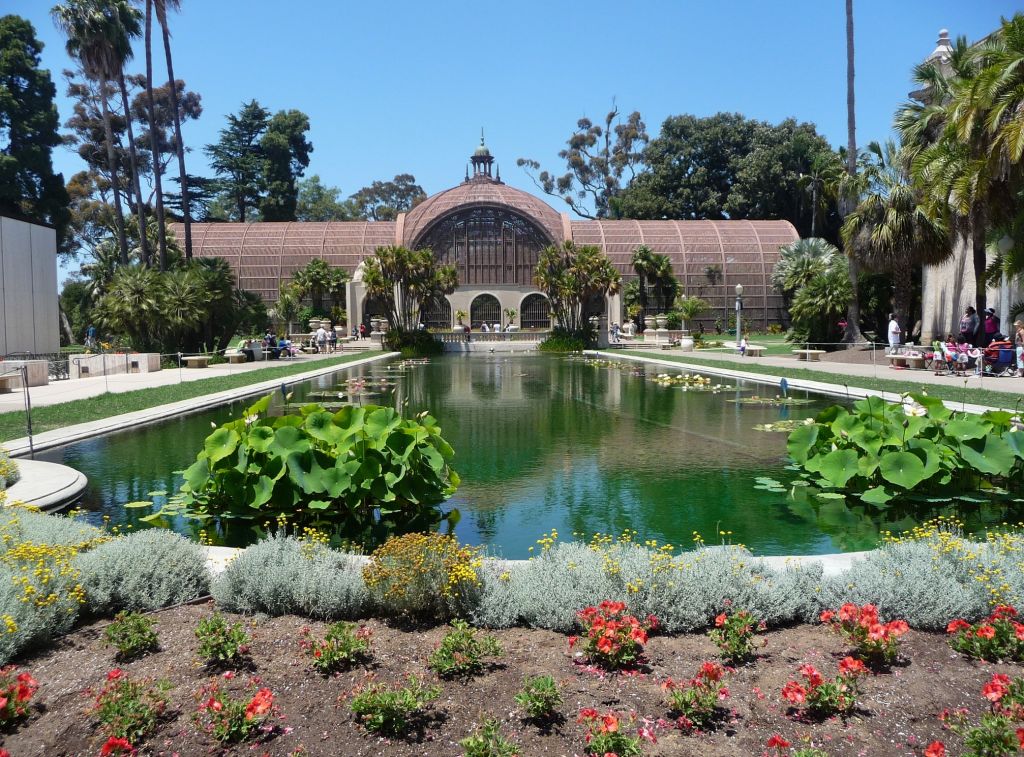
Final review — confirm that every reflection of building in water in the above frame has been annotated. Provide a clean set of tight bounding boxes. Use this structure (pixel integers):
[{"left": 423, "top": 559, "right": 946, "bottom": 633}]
[{"left": 174, "top": 137, "right": 797, "bottom": 332}]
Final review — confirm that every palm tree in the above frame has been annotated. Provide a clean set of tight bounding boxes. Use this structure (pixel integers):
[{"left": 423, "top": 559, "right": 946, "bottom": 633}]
[
  {"left": 798, "top": 151, "right": 843, "bottom": 237},
  {"left": 648, "top": 253, "right": 679, "bottom": 314},
  {"left": 840, "top": 0, "right": 866, "bottom": 345},
  {"left": 771, "top": 238, "right": 841, "bottom": 298},
  {"left": 630, "top": 245, "right": 654, "bottom": 330},
  {"left": 897, "top": 35, "right": 993, "bottom": 319},
  {"left": 53, "top": 0, "right": 130, "bottom": 263},
  {"left": 842, "top": 140, "right": 950, "bottom": 331},
  {"left": 143, "top": 0, "right": 167, "bottom": 269},
  {"left": 152, "top": 0, "right": 192, "bottom": 259},
  {"left": 674, "top": 296, "right": 710, "bottom": 333}
]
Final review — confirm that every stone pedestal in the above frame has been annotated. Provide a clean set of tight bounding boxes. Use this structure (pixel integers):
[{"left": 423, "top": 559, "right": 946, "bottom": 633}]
[
  {"left": 0, "top": 359, "right": 49, "bottom": 386},
  {"left": 69, "top": 353, "right": 161, "bottom": 379}
]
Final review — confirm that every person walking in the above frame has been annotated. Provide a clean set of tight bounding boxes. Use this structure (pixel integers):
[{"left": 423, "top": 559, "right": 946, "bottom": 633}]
[
  {"left": 327, "top": 325, "right": 337, "bottom": 353},
  {"left": 1014, "top": 320, "right": 1024, "bottom": 377},
  {"left": 887, "top": 313, "right": 901, "bottom": 354},
  {"left": 315, "top": 324, "right": 328, "bottom": 353}
]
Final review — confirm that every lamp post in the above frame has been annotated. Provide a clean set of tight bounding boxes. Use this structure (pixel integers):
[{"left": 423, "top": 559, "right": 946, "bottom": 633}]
[{"left": 735, "top": 284, "right": 744, "bottom": 347}]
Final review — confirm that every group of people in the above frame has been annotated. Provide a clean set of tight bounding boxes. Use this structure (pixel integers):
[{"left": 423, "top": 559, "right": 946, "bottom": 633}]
[
  {"left": 238, "top": 332, "right": 297, "bottom": 362},
  {"left": 313, "top": 324, "right": 339, "bottom": 353},
  {"left": 477, "top": 322, "right": 514, "bottom": 333},
  {"left": 931, "top": 306, "right": 1024, "bottom": 377}
]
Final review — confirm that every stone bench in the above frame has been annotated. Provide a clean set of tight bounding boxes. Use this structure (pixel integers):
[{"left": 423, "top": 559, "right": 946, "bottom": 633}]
[
  {"left": 182, "top": 355, "right": 211, "bottom": 369},
  {"left": 792, "top": 349, "right": 826, "bottom": 361},
  {"left": 725, "top": 342, "right": 766, "bottom": 357},
  {"left": 0, "top": 374, "right": 20, "bottom": 393},
  {"left": 226, "top": 352, "right": 248, "bottom": 364},
  {"left": 888, "top": 353, "right": 926, "bottom": 370}
]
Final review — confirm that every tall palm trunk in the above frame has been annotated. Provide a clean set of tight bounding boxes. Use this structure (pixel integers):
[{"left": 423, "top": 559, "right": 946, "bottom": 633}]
[
  {"left": 161, "top": 21, "right": 191, "bottom": 258},
  {"left": 841, "top": 0, "right": 866, "bottom": 346},
  {"left": 892, "top": 262, "right": 912, "bottom": 338},
  {"left": 144, "top": 0, "right": 167, "bottom": 270},
  {"left": 99, "top": 78, "right": 129, "bottom": 264},
  {"left": 972, "top": 206, "right": 988, "bottom": 319},
  {"left": 117, "top": 71, "right": 150, "bottom": 266}
]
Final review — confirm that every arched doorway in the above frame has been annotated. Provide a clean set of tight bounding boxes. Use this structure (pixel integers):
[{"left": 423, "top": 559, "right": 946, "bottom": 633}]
[
  {"left": 520, "top": 293, "right": 551, "bottom": 329},
  {"left": 470, "top": 294, "right": 500, "bottom": 328},
  {"left": 421, "top": 297, "right": 452, "bottom": 330}
]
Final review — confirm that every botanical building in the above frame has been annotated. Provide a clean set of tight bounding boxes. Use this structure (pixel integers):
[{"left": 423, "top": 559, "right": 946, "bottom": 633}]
[{"left": 176, "top": 139, "right": 797, "bottom": 330}]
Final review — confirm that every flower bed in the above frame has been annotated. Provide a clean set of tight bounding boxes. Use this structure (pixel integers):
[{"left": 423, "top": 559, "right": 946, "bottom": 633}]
[{"left": 2, "top": 602, "right": 1023, "bottom": 755}]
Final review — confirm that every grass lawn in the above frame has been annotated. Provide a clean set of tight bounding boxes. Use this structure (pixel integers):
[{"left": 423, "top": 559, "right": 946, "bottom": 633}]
[
  {"left": 619, "top": 349, "right": 1023, "bottom": 410},
  {"left": 0, "top": 353, "right": 372, "bottom": 443}
]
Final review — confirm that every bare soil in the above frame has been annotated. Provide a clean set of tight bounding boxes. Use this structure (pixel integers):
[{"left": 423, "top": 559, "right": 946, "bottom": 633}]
[{"left": 0, "top": 602, "right": 1015, "bottom": 756}]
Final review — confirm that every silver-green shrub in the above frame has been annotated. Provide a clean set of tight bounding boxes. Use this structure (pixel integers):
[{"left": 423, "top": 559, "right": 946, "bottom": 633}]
[
  {"left": 0, "top": 449, "right": 19, "bottom": 490},
  {"left": 75, "top": 529, "right": 210, "bottom": 614},
  {"left": 471, "top": 542, "right": 823, "bottom": 633},
  {"left": 0, "top": 561, "right": 81, "bottom": 665},
  {"left": 0, "top": 506, "right": 105, "bottom": 552},
  {"left": 212, "top": 535, "right": 369, "bottom": 619},
  {"left": 820, "top": 540, "right": 990, "bottom": 629}
]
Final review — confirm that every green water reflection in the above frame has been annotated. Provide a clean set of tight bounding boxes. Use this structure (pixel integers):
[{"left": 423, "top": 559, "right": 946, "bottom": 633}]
[{"left": 37, "top": 354, "right": 1024, "bottom": 556}]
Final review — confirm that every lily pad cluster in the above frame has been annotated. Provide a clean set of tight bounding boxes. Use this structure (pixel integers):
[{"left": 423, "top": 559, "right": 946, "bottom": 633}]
[
  {"left": 728, "top": 396, "right": 815, "bottom": 407},
  {"left": 650, "top": 373, "right": 730, "bottom": 392},
  {"left": 753, "top": 419, "right": 816, "bottom": 433},
  {"left": 166, "top": 394, "right": 461, "bottom": 547},
  {"left": 785, "top": 393, "right": 1024, "bottom": 506}
]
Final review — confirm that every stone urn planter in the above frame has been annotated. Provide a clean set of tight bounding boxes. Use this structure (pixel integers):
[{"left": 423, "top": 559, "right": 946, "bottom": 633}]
[
  {"left": 370, "top": 318, "right": 381, "bottom": 333},
  {"left": 655, "top": 315, "right": 668, "bottom": 329},
  {"left": 644, "top": 315, "right": 657, "bottom": 331},
  {"left": 680, "top": 334, "right": 695, "bottom": 352},
  {"left": 308, "top": 319, "right": 320, "bottom": 331}
]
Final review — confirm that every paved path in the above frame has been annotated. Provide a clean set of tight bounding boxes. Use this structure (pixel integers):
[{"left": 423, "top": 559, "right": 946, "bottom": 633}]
[
  {"left": 0, "top": 346, "right": 379, "bottom": 412},
  {"left": 613, "top": 347, "right": 1021, "bottom": 412}
]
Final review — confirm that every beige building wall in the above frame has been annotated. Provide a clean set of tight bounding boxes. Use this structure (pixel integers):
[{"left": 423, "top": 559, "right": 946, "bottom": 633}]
[{"left": 0, "top": 216, "right": 59, "bottom": 354}]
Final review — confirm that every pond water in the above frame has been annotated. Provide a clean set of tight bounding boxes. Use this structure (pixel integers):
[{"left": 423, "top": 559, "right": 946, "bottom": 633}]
[{"left": 36, "top": 353, "right": 1024, "bottom": 557}]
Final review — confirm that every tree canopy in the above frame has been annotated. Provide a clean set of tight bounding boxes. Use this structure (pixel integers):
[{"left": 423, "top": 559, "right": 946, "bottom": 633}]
[
  {"left": 349, "top": 174, "right": 425, "bottom": 221},
  {"left": 534, "top": 242, "right": 620, "bottom": 333},
  {"left": 0, "top": 15, "right": 71, "bottom": 252},
  {"left": 362, "top": 246, "right": 457, "bottom": 331},
  {"left": 616, "top": 113, "right": 841, "bottom": 240}
]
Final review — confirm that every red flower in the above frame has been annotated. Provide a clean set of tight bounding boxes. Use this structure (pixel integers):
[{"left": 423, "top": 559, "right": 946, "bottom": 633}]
[
  {"left": 924, "top": 741, "right": 945, "bottom": 757},
  {"left": 820, "top": 610, "right": 835, "bottom": 623},
  {"left": 700, "top": 662, "right": 724, "bottom": 682},
  {"left": 838, "top": 603, "right": 858, "bottom": 622},
  {"left": 781, "top": 680, "right": 807, "bottom": 704},
  {"left": 993, "top": 605, "right": 1018, "bottom": 619},
  {"left": 886, "top": 619, "right": 909, "bottom": 636},
  {"left": 596, "top": 636, "right": 614, "bottom": 655},
  {"left": 798, "top": 664, "right": 823, "bottom": 688},
  {"left": 578, "top": 707, "right": 599, "bottom": 721},
  {"left": 946, "top": 619, "right": 971, "bottom": 634},
  {"left": 106, "top": 669, "right": 123, "bottom": 681},
  {"left": 838, "top": 656, "right": 867, "bottom": 677},
  {"left": 568, "top": 635, "right": 578, "bottom": 649},
  {"left": 715, "top": 612, "right": 727, "bottom": 627},
  {"left": 244, "top": 687, "right": 274, "bottom": 720},
  {"left": 600, "top": 713, "right": 619, "bottom": 733},
  {"left": 982, "top": 679, "right": 1009, "bottom": 702},
  {"left": 1017, "top": 728, "right": 1024, "bottom": 749},
  {"left": 767, "top": 734, "right": 791, "bottom": 748},
  {"left": 100, "top": 737, "right": 133, "bottom": 756},
  {"left": 977, "top": 625, "right": 997, "bottom": 640}
]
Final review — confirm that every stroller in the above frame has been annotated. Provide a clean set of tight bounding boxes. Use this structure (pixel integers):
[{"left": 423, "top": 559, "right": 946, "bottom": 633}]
[{"left": 983, "top": 339, "right": 1017, "bottom": 376}]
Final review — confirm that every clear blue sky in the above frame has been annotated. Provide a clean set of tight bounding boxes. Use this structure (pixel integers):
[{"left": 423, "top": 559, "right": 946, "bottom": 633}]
[{"left": 8, "top": 0, "right": 1020, "bottom": 215}]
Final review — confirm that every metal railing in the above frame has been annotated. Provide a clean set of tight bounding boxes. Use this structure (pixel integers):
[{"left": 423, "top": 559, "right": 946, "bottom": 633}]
[
  {"left": 1, "top": 351, "right": 69, "bottom": 381},
  {"left": 433, "top": 330, "right": 551, "bottom": 344}
]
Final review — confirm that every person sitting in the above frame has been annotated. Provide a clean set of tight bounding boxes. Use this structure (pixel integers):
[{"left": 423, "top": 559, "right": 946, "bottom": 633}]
[
  {"left": 481, "top": 322, "right": 489, "bottom": 332},
  {"left": 240, "top": 339, "right": 256, "bottom": 363},
  {"left": 739, "top": 336, "right": 748, "bottom": 356}
]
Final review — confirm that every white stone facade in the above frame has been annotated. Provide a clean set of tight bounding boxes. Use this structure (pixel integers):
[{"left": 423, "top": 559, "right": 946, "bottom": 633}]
[{"left": 0, "top": 216, "right": 58, "bottom": 355}]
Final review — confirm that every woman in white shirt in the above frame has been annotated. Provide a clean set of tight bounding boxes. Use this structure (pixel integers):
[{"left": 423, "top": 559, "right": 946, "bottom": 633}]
[{"left": 887, "top": 314, "right": 901, "bottom": 353}]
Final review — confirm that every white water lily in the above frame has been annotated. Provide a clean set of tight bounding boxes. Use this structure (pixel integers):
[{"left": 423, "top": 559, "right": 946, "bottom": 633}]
[{"left": 244, "top": 414, "right": 259, "bottom": 426}]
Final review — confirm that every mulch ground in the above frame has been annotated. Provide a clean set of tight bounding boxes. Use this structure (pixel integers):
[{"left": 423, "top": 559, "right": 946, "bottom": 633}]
[{"left": 0, "top": 601, "right": 1015, "bottom": 756}]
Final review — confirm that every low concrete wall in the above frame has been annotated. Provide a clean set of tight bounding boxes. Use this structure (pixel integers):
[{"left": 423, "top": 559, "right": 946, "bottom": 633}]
[
  {"left": 69, "top": 353, "right": 161, "bottom": 379},
  {"left": 0, "top": 359, "right": 49, "bottom": 387},
  {"left": 443, "top": 342, "right": 540, "bottom": 353}
]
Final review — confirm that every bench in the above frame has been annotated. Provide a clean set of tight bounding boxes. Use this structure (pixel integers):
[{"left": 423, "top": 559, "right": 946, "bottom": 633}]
[
  {"left": 724, "top": 341, "right": 766, "bottom": 357},
  {"left": 888, "top": 353, "right": 926, "bottom": 370},
  {"left": 182, "top": 355, "right": 211, "bottom": 369},
  {"left": 0, "top": 374, "right": 20, "bottom": 393},
  {"left": 226, "top": 353, "right": 248, "bottom": 364},
  {"left": 792, "top": 349, "right": 826, "bottom": 361}
]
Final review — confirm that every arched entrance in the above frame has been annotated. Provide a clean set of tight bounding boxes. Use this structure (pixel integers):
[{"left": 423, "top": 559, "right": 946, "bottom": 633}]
[
  {"left": 470, "top": 294, "right": 501, "bottom": 327},
  {"left": 421, "top": 297, "right": 452, "bottom": 330},
  {"left": 520, "top": 293, "right": 550, "bottom": 329}
]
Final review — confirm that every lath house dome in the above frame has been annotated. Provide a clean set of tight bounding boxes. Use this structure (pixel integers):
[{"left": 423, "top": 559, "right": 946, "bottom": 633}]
[{"left": 401, "top": 180, "right": 565, "bottom": 248}]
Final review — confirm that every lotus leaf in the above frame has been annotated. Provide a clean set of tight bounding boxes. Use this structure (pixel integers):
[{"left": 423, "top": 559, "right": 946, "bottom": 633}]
[{"left": 878, "top": 451, "right": 927, "bottom": 490}]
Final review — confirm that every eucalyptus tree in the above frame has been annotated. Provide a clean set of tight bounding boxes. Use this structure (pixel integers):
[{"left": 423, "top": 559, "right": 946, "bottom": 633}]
[
  {"left": 142, "top": 0, "right": 166, "bottom": 267},
  {"left": 53, "top": 0, "right": 132, "bottom": 262},
  {"left": 840, "top": 0, "right": 865, "bottom": 345},
  {"left": 841, "top": 140, "right": 950, "bottom": 332},
  {"left": 150, "top": 0, "right": 192, "bottom": 258}
]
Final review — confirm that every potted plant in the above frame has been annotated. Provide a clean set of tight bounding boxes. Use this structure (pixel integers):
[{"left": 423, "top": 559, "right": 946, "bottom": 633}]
[
  {"left": 676, "top": 296, "right": 711, "bottom": 334},
  {"left": 503, "top": 308, "right": 517, "bottom": 329},
  {"left": 455, "top": 309, "right": 467, "bottom": 327}
]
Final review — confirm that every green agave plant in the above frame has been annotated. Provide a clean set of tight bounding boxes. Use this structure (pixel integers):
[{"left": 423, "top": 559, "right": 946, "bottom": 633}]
[
  {"left": 783, "top": 393, "right": 1024, "bottom": 506},
  {"left": 170, "top": 394, "right": 460, "bottom": 546}
]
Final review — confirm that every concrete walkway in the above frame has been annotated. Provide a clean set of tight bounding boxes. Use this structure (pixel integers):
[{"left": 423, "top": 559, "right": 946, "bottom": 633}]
[
  {"left": 4, "top": 351, "right": 397, "bottom": 457},
  {"left": 0, "top": 345, "right": 379, "bottom": 412},
  {"left": 609, "top": 347, "right": 1020, "bottom": 414}
]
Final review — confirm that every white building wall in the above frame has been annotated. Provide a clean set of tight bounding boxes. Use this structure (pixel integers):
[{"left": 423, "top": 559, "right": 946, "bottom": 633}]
[{"left": 0, "top": 216, "right": 59, "bottom": 354}]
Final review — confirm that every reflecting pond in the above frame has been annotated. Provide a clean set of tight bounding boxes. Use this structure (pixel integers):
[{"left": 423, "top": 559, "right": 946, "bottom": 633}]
[{"left": 37, "top": 353, "right": 1024, "bottom": 557}]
